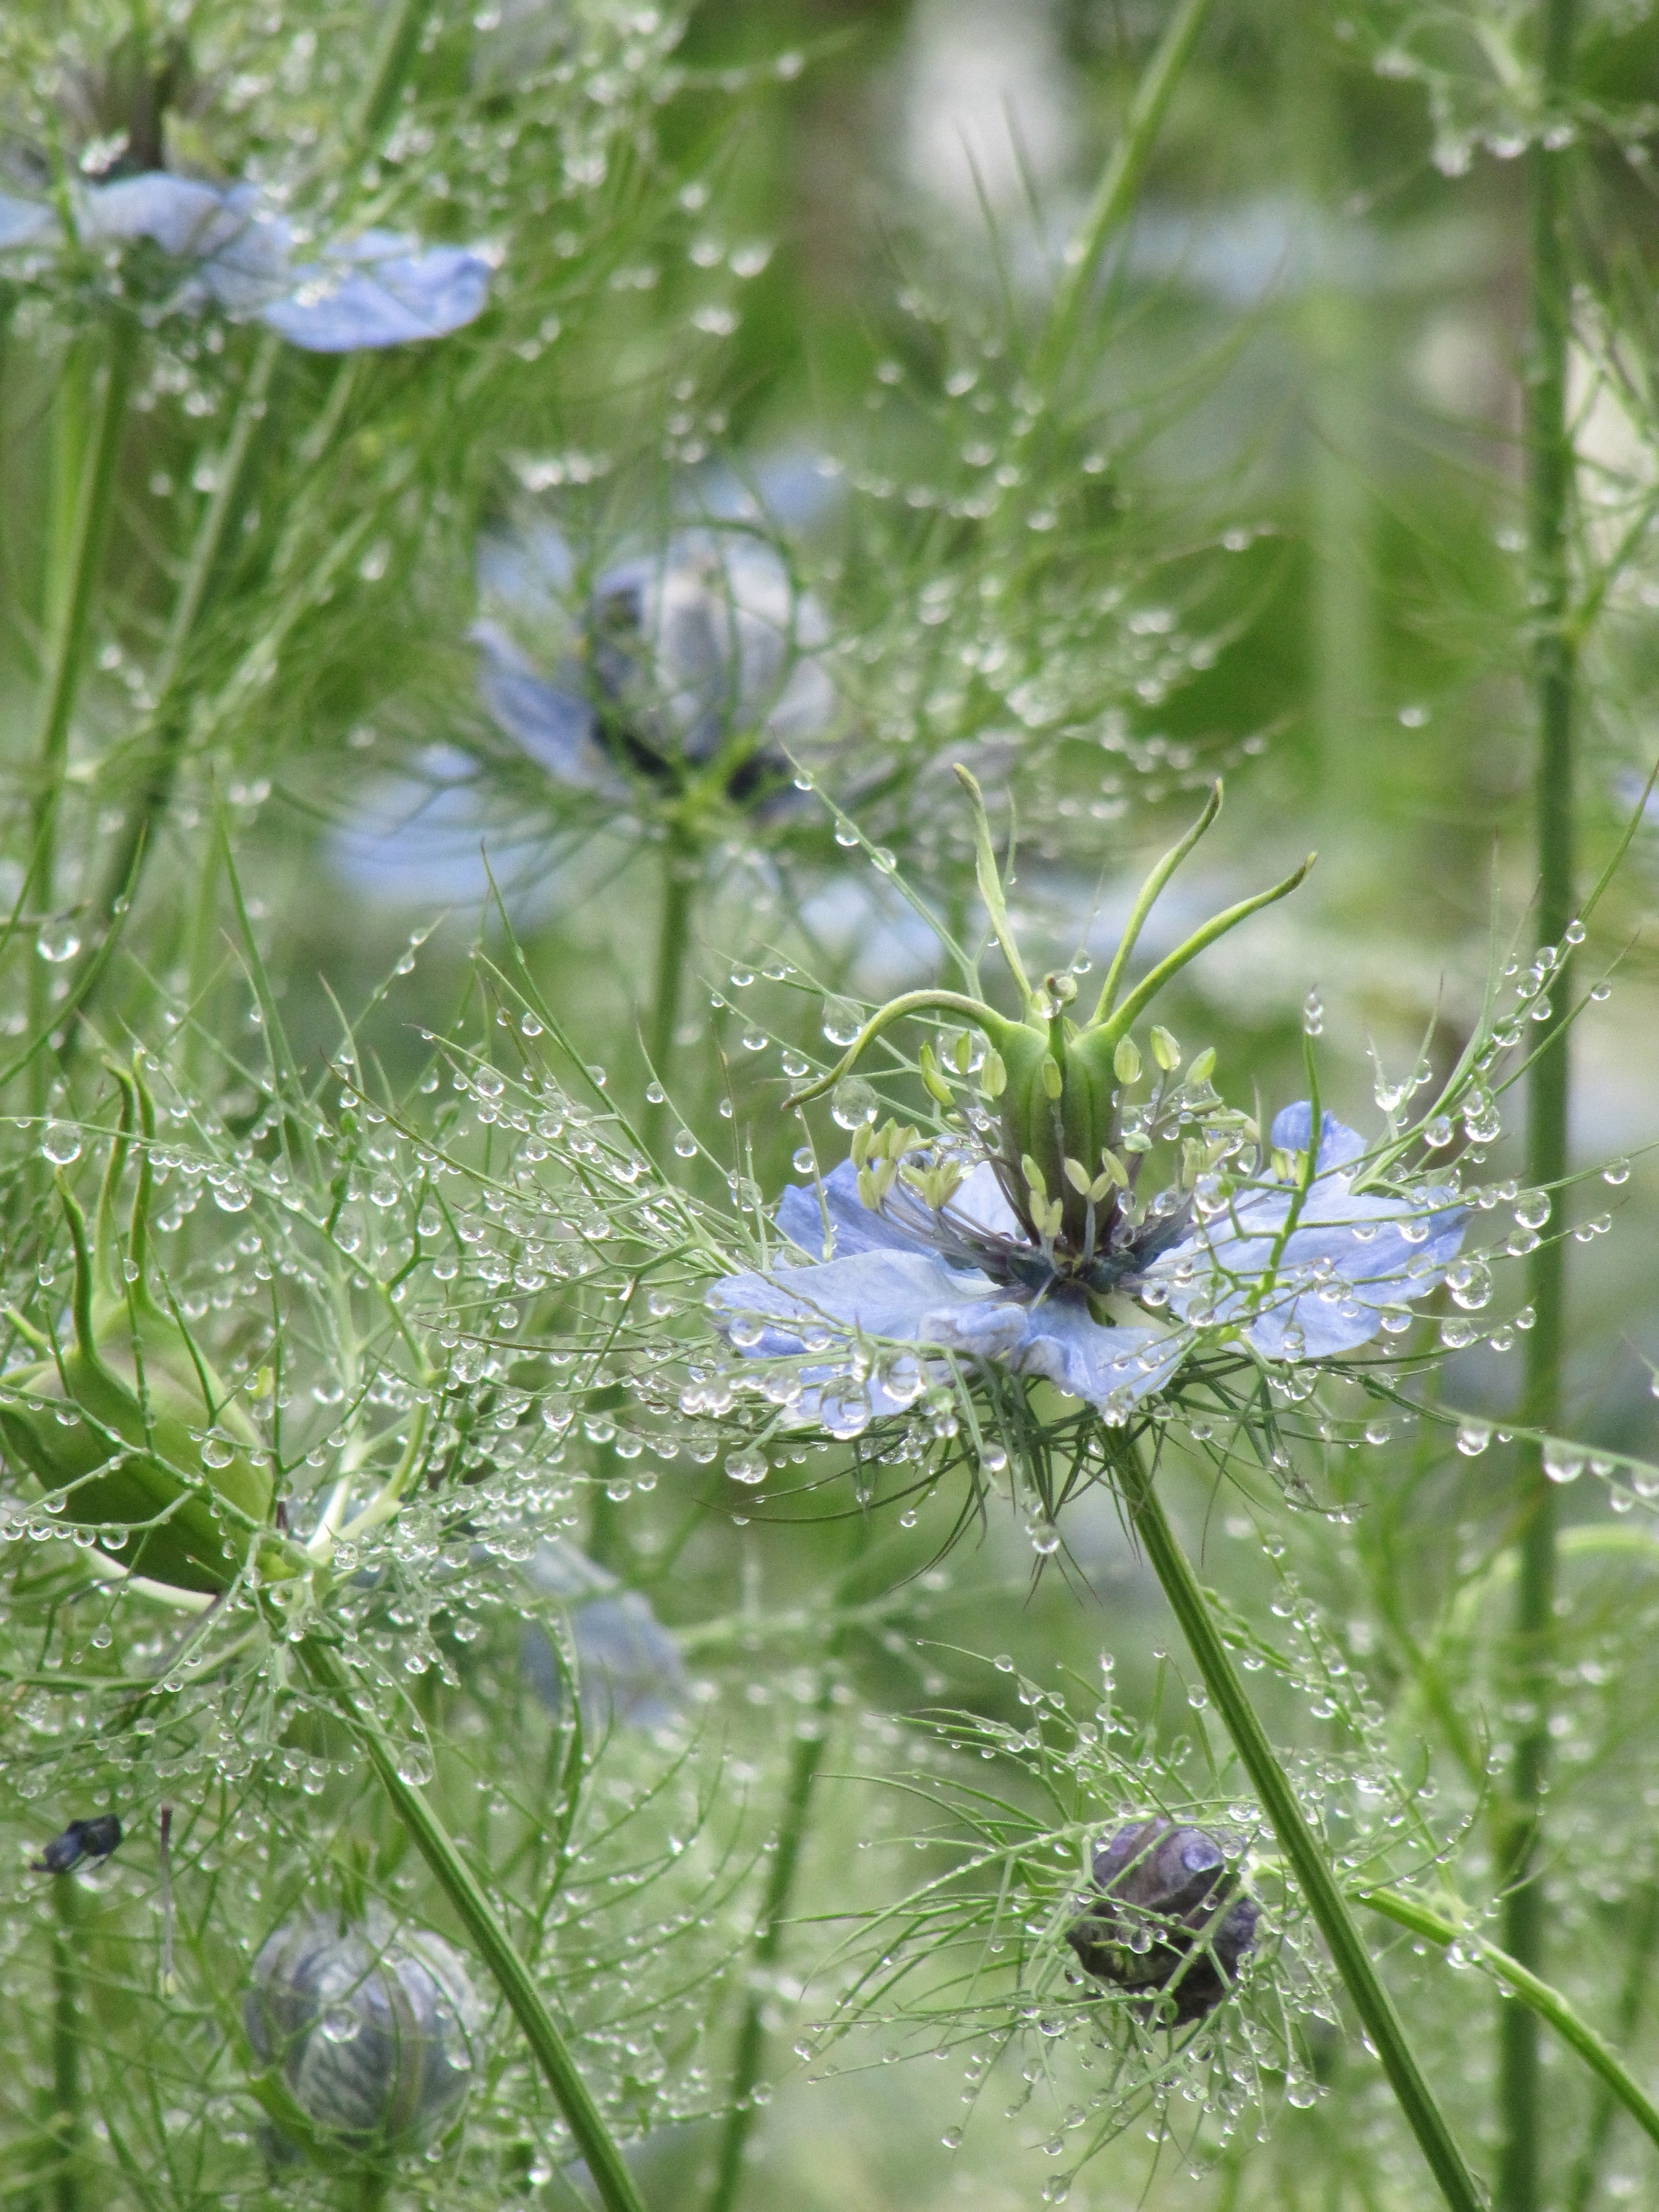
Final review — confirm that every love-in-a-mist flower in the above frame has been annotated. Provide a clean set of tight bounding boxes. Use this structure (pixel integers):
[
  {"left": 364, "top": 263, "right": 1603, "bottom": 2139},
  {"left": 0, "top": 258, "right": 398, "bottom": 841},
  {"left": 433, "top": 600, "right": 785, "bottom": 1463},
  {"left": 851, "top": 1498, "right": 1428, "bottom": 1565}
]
[
  {"left": 0, "top": 173, "right": 494, "bottom": 350},
  {"left": 472, "top": 524, "right": 837, "bottom": 830},
  {"left": 246, "top": 1909, "right": 480, "bottom": 2149},
  {"left": 522, "top": 1538, "right": 687, "bottom": 1730},
  {"left": 707, "top": 774, "right": 1467, "bottom": 1428}
]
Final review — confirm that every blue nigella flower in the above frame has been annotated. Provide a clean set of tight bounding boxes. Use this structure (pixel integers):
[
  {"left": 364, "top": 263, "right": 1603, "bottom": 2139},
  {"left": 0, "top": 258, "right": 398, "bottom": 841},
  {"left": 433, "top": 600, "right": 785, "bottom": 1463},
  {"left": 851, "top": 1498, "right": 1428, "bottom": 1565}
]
[
  {"left": 707, "top": 1106, "right": 1464, "bottom": 1425},
  {"left": 0, "top": 173, "right": 494, "bottom": 350},
  {"left": 471, "top": 524, "right": 836, "bottom": 822}
]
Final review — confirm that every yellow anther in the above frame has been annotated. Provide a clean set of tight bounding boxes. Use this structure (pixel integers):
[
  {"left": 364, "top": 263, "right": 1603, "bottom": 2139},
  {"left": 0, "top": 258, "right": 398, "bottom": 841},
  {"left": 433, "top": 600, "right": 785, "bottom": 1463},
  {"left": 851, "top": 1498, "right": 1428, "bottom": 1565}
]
[
  {"left": 1041, "top": 1055, "right": 1064, "bottom": 1100},
  {"left": 982, "top": 1049, "right": 1007, "bottom": 1098},
  {"left": 1062, "top": 1157, "right": 1092, "bottom": 1195},
  {"left": 1187, "top": 1046, "right": 1217, "bottom": 1087},
  {"left": 1113, "top": 1036, "right": 1142, "bottom": 1083},
  {"left": 1150, "top": 1025, "right": 1181, "bottom": 1072},
  {"left": 1097, "top": 1147, "right": 1127, "bottom": 1188},
  {"left": 1021, "top": 1153, "right": 1046, "bottom": 1200}
]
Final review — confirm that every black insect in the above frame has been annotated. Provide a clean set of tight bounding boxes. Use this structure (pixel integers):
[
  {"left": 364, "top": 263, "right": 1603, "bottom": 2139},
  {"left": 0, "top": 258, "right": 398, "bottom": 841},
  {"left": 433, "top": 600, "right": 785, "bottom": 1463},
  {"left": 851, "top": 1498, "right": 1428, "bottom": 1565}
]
[{"left": 33, "top": 1815, "right": 123, "bottom": 1874}]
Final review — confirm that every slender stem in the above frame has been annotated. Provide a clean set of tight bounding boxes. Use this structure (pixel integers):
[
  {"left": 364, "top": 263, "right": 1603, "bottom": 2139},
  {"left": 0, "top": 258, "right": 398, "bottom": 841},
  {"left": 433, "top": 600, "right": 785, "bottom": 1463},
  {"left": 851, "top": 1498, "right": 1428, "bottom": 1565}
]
[
  {"left": 301, "top": 1641, "right": 649, "bottom": 2212},
  {"left": 1566, "top": 1880, "right": 1659, "bottom": 2211},
  {"left": 25, "top": 326, "right": 131, "bottom": 1108},
  {"left": 703, "top": 1677, "right": 833, "bottom": 2212},
  {"left": 1114, "top": 1444, "right": 1484, "bottom": 2212},
  {"left": 48, "top": 1878, "right": 83, "bottom": 2212},
  {"left": 643, "top": 841, "right": 697, "bottom": 1166},
  {"left": 1355, "top": 1885, "right": 1659, "bottom": 2154},
  {"left": 1499, "top": 8, "right": 1579, "bottom": 2207},
  {"left": 1029, "top": 0, "right": 1216, "bottom": 392},
  {"left": 66, "top": 336, "right": 279, "bottom": 1050}
]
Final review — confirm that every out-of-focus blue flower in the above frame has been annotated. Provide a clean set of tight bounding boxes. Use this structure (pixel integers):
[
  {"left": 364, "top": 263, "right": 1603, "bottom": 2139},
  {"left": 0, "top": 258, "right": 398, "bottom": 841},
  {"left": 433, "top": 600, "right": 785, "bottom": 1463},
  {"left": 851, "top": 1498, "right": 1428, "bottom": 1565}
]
[
  {"left": 1148, "top": 1105, "right": 1466, "bottom": 1360},
  {"left": 0, "top": 172, "right": 494, "bottom": 350},
  {"left": 472, "top": 526, "right": 836, "bottom": 822},
  {"left": 710, "top": 1157, "right": 1183, "bottom": 1424},
  {"left": 709, "top": 1104, "right": 1466, "bottom": 1427},
  {"left": 246, "top": 1908, "right": 480, "bottom": 2148},
  {"left": 522, "top": 1540, "right": 687, "bottom": 1731}
]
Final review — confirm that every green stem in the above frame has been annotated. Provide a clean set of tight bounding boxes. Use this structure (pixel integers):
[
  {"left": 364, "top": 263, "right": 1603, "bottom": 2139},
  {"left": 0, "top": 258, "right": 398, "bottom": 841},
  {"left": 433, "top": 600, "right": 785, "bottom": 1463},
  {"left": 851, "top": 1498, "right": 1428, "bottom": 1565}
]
[
  {"left": 301, "top": 1641, "right": 649, "bottom": 2212},
  {"left": 48, "top": 1878, "right": 83, "bottom": 2212},
  {"left": 1029, "top": 0, "right": 1216, "bottom": 392},
  {"left": 25, "top": 326, "right": 131, "bottom": 1104},
  {"left": 1500, "top": 8, "right": 1579, "bottom": 2207},
  {"left": 1356, "top": 1886, "right": 1659, "bottom": 2154},
  {"left": 1566, "top": 1880, "right": 1659, "bottom": 2212},
  {"left": 703, "top": 1678, "right": 833, "bottom": 2212},
  {"left": 1115, "top": 1445, "right": 1484, "bottom": 2212},
  {"left": 643, "top": 842, "right": 697, "bottom": 1166},
  {"left": 66, "top": 336, "right": 279, "bottom": 1051}
]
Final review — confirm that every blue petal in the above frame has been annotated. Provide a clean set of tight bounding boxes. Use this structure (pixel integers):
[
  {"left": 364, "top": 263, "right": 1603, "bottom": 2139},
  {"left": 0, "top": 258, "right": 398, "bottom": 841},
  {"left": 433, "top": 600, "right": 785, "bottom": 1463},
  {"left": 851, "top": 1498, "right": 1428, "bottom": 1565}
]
[
  {"left": 0, "top": 192, "right": 60, "bottom": 252},
  {"left": 259, "top": 239, "right": 493, "bottom": 350},
  {"left": 773, "top": 1158, "right": 932, "bottom": 1260},
  {"left": 81, "top": 173, "right": 244, "bottom": 257},
  {"left": 1269, "top": 1102, "right": 1368, "bottom": 1170},
  {"left": 1157, "top": 1169, "right": 1465, "bottom": 1360},
  {"left": 573, "top": 1595, "right": 687, "bottom": 1730},
  {"left": 471, "top": 621, "right": 626, "bottom": 794},
  {"left": 711, "top": 1249, "right": 1180, "bottom": 1415}
]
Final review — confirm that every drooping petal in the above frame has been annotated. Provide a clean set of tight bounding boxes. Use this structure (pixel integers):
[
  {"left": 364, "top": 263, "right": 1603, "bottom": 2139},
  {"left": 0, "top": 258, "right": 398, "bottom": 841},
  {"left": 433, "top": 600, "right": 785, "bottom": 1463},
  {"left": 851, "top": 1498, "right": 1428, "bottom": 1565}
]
[
  {"left": 258, "top": 236, "right": 493, "bottom": 350},
  {"left": 81, "top": 173, "right": 248, "bottom": 257},
  {"left": 470, "top": 621, "right": 627, "bottom": 794},
  {"left": 521, "top": 1543, "right": 686, "bottom": 1731}
]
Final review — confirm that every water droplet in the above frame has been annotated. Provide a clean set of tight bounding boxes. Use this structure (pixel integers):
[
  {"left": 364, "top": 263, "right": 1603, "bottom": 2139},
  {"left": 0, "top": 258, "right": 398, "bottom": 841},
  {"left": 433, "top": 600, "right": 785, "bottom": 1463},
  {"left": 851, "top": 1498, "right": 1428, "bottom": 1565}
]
[
  {"left": 39, "top": 1122, "right": 82, "bottom": 1165},
  {"left": 1543, "top": 1445, "right": 1584, "bottom": 1485},
  {"left": 36, "top": 924, "right": 80, "bottom": 964},
  {"left": 645, "top": 1080, "right": 666, "bottom": 1104},
  {"left": 830, "top": 1077, "right": 877, "bottom": 1130},
  {"left": 792, "top": 1145, "right": 816, "bottom": 1173},
  {"left": 1456, "top": 1422, "right": 1492, "bottom": 1457},
  {"left": 672, "top": 1128, "right": 698, "bottom": 1158},
  {"left": 200, "top": 1430, "right": 236, "bottom": 1469},
  {"left": 1604, "top": 1159, "right": 1630, "bottom": 1185},
  {"left": 1514, "top": 1189, "right": 1551, "bottom": 1230},
  {"left": 822, "top": 997, "right": 863, "bottom": 1047},
  {"left": 320, "top": 2004, "right": 362, "bottom": 2044},
  {"left": 396, "top": 1741, "right": 435, "bottom": 1786}
]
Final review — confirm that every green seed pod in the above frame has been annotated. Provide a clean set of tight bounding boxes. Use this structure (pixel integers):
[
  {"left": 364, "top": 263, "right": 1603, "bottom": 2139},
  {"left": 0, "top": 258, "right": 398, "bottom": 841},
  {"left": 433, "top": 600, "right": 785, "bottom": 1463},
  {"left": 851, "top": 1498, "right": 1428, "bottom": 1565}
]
[{"left": 0, "top": 1072, "right": 277, "bottom": 1595}]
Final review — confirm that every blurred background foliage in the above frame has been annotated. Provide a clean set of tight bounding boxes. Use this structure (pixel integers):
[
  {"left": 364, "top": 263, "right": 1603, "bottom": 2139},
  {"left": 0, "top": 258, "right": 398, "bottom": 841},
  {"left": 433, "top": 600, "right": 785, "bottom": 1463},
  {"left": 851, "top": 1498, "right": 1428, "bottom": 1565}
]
[{"left": 7, "top": 0, "right": 1659, "bottom": 2207}]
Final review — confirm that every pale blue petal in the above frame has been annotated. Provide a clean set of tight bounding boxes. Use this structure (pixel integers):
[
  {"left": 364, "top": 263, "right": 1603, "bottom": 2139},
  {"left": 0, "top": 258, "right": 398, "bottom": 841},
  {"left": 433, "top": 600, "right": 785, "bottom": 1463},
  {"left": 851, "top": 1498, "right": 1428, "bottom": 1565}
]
[
  {"left": 259, "top": 238, "right": 492, "bottom": 350},
  {"left": 573, "top": 1595, "right": 687, "bottom": 1730},
  {"left": 1269, "top": 1102, "right": 1367, "bottom": 1170},
  {"left": 524, "top": 1538, "right": 614, "bottom": 1601},
  {"left": 1156, "top": 1169, "right": 1465, "bottom": 1360},
  {"left": 773, "top": 1159, "right": 929, "bottom": 1260},
  {"left": 0, "top": 192, "right": 59, "bottom": 252},
  {"left": 710, "top": 1246, "right": 997, "bottom": 1347},
  {"left": 471, "top": 621, "right": 627, "bottom": 794},
  {"left": 80, "top": 173, "right": 243, "bottom": 256},
  {"left": 925, "top": 1292, "right": 1179, "bottom": 1411}
]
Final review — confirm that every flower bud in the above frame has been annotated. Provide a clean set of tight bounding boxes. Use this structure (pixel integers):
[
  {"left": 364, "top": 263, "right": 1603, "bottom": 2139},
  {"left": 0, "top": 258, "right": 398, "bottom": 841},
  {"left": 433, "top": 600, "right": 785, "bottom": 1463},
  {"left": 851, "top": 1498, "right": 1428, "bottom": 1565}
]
[
  {"left": 1066, "top": 1818, "right": 1258, "bottom": 2024},
  {"left": 246, "top": 1912, "right": 480, "bottom": 2150}
]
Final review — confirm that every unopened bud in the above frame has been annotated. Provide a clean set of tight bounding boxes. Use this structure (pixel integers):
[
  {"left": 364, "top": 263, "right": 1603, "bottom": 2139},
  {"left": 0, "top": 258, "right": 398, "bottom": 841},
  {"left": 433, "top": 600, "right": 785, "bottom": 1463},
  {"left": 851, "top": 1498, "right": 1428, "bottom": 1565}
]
[
  {"left": 33, "top": 1815, "right": 121, "bottom": 1875},
  {"left": 1150, "top": 1025, "right": 1181, "bottom": 1072},
  {"left": 1113, "top": 1037, "right": 1142, "bottom": 1084},
  {"left": 918, "top": 1043, "right": 955, "bottom": 1107},
  {"left": 246, "top": 1912, "right": 480, "bottom": 2150},
  {"left": 1066, "top": 1818, "right": 1258, "bottom": 2024}
]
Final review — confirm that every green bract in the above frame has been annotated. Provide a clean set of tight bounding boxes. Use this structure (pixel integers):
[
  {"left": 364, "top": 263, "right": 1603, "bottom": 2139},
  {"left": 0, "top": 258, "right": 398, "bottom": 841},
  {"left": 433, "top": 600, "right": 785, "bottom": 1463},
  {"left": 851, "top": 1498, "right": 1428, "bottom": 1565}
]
[
  {"left": 786, "top": 771, "right": 1312, "bottom": 1254},
  {"left": 0, "top": 1067, "right": 277, "bottom": 1594}
]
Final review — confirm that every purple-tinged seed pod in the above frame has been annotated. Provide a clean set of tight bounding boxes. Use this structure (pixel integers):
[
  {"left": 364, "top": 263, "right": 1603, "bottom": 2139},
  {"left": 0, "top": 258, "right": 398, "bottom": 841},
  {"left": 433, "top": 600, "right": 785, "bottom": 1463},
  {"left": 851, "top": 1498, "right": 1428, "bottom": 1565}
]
[
  {"left": 245, "top": 1910, "right": 480, "bottom": 2149},
  {"left": 1066, "top": 1817, "right": 1258, "bottom": 2024}
]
